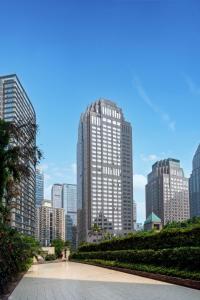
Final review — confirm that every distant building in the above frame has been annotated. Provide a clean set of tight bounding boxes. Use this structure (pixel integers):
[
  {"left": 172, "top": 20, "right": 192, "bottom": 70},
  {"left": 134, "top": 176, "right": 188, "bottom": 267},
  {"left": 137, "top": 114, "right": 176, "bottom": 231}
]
[
  {"left": 36, "top": 168, "right": 44, "bottom": 207},
  {"left": 0, "top": 74, "right": 36, "bottom": 235},
  {"left": 51, "top": 184, "right": 63, "bottom": 208},
  {"left": 62, "top": 184, "right": 77, "bottom": 249},
  {"left": 36, "top": 200, "right": 65, "bottom": 246},
  {"left": 144, "top": 212, "right": 162, "bottom": 231},
  {"left": 77, "top": 99, "right": 134, "bottom": 244},
  {"left": 189, "top": 144, "right": 200, "bottom": 217},
  {"left": 146, "top": 158, "right": 190, "bottom": 225}
]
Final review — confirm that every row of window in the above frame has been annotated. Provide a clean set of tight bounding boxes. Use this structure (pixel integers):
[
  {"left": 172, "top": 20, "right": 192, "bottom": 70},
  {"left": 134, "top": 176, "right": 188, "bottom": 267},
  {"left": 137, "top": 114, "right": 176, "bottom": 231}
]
[{"left": 102, "top": 106, "right": 121, "bottom": 119}]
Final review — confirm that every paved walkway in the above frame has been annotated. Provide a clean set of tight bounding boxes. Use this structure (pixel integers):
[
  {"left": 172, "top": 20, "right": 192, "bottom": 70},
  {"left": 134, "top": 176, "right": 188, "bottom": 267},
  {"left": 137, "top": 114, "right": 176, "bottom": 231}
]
[{"left": 9, "top": 262, "right": 200, "bottom": 300}]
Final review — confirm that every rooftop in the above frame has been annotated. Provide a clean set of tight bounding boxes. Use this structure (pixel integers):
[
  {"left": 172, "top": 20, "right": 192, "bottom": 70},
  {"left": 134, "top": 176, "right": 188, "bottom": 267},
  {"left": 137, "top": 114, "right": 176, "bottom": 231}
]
[{"left": 144, "top": 212, "right": 161, "bottom": 224}]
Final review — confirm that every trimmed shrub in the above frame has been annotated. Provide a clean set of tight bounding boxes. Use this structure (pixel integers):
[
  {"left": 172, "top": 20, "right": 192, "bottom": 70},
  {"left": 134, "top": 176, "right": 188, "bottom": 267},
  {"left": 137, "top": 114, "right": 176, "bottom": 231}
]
[
  {"left": 70, "top": 247, "right": 200, "bottom": 271},
  {"left": 45, "top": 254, "right": 56, "bottom": 261},
  {"left": 78, "top": 225, "right": 200, "bottom": 252}
]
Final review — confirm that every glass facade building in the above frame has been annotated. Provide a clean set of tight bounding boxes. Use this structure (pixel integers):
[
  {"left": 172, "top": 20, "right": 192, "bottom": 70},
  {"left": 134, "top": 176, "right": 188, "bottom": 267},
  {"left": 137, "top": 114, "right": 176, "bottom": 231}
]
[
  {"left": 146, "top": 158, "right": 190, "bottom": 225},
  {"left": 0, "top": 74, "right": 36, "bottom": 235},
  {"left": 36, "top": 168, "right": 44, "bottom": 207},
  {"left": 77, "top": 99, "right": 133, "bottom": 244},
  {"left": 62, "top": 184, "right": 77, "bottom": 248},
  {"left": 51, "top": 184, "right": 63, "bottom": 208},
  {"left": 189, "top": 145, "right": 200, "bottom": 217}
]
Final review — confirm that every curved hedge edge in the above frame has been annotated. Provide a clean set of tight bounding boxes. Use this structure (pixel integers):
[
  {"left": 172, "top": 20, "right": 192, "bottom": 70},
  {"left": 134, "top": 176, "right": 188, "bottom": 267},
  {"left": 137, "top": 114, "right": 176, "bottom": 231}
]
[{"left": 70, "top": 259, "right": 200, "bottom": 289}]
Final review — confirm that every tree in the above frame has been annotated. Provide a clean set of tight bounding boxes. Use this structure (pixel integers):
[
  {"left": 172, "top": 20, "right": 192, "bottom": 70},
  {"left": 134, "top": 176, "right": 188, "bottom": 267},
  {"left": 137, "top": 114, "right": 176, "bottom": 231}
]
[
  {"left": 52, "top": 239, "right": 65, "bottom": 258},
  {"left": 65, "top": 240, "right": 71, "bottom": 249},
  {"left": 0, "top": 119, "right": 42, "bottom": 224}
]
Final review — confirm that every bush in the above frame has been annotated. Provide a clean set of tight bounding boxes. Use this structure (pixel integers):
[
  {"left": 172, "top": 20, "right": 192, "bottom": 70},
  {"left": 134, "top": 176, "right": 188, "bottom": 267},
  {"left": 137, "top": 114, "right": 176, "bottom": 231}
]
[
  {"left": 70, "top": 247, "right": 200, "bottom": 271},
  {"left": 78, "top": 225, "right": 200, "bottom": 252},
  {"left": 52, "top": 239, "right": 65, "bottom": 258},
  {"left": 0, "top": 224, "right": 41, "bottom": 294},
  {"left": 45, "top": 254, "right": 56, "bottom": 261}
]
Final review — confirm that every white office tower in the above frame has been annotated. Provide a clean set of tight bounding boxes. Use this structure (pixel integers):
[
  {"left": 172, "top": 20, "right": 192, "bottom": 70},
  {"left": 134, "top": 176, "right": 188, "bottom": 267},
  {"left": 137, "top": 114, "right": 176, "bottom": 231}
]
[
  {"left": 146, "top": 159, "right": 190, "bottom": 225},
  {"left": 77, "top": 99, "right": 133, "bottom": 244}
]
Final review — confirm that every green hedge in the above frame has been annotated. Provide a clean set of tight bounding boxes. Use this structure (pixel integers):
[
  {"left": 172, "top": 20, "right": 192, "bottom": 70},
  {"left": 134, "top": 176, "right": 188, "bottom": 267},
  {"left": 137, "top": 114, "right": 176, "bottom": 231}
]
[
  {"left": 70, "top": 247, "right": 200, "bottom": 271},
  {"left": 78, "top": 226, "right": 200, "bottom": 252},
  {"left": 78, "top": 259, "right": 200, "bottom": 281},
  {"left": 0, "top": 224, "right": 40, "bottom": 294}
]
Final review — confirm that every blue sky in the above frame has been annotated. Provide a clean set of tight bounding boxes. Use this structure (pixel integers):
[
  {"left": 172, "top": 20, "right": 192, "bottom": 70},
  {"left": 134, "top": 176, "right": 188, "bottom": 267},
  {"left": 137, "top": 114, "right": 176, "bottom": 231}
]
[{"left": 0, "top": 0, "right": 200, "bottom": 222}]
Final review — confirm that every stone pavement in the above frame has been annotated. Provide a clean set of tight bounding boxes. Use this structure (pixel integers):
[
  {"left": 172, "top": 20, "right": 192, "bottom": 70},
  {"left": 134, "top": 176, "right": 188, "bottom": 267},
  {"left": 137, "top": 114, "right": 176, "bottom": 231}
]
[{"left": 9, "top": 261, "right": 200, "bottom": 300}]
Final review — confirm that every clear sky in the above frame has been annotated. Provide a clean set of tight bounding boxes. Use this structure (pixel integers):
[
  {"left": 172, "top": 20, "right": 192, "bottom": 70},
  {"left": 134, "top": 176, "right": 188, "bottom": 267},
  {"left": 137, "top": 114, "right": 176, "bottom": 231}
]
[{"left": 0, "top": 0, "right": 200, "bottom": 222}]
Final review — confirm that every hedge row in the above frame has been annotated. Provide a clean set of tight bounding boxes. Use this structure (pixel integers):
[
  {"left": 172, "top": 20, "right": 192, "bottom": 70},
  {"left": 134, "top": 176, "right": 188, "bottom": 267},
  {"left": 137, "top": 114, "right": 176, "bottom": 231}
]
[
  {"left": 78, "top": 225, "right": 200, "bottom": 252},
  {"left": 78, "top": 259, "right": 200, "bottom": 281},
  {"left": 0, "top": 224, "right": 40, "bottom": 294},
  {"left": 70, "top": 247, "right": 200, "bottom": 271}
]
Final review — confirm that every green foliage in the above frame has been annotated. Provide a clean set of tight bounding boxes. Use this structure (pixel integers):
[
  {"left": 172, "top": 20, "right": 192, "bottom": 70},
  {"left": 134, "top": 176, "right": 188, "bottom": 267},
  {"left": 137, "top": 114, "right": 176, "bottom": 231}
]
[
  {"left": 78, "top": 225, "right": 200, "bottom": 252},
  {"left": 70, "top": 247, "right": 200, "bottom": 271},
  {"left": 0, "top": 224, "right": 41, "bottom": 294},
  {"left": 164, "top": 217, "right": 200, "bottom": 229},
  {"left": 0, "top": 119, "right": 42, "bottom": 224},
  {"left": 65, "top": 240, "right": 71, "bottom": 249},
  {"left": 77, "top": 259, "right": 200, "bottom": 281},
  {"left": 52, "top": 239, "right": 65, "bottom": 258},
  {"left": 45, "top": 254, "right": 56, "bottom": 261}
]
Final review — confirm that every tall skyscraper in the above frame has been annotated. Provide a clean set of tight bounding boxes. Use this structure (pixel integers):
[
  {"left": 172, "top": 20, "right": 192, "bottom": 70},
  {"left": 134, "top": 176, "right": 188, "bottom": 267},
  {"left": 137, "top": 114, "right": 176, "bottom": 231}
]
[
  {"left": 77, "top": 99, "right": 133, "bottom": 243},
  {"left": 146, "top": 158, "right": 190, "bottom": 225},
  {"left": 189, "top": 144, "right": 200, "bottom": 217},
  {"left": 36, "top": 168, "right": 44, "bottom": 207},
  {"left": 51, "top": 184, "right": 63, "bottom": 208},
  {"left": 62, "top": 184, "right": 77, "bottom": 248},
  {"left": 0, "top": 74, "right": 36, "bottom": 235},
  {"left": 36, "top": 200, "right": 65, "bottom": 246}
]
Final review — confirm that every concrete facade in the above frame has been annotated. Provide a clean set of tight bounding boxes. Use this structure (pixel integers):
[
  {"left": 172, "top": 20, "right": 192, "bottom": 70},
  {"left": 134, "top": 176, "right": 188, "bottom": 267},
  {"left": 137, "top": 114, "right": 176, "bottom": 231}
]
[{"left": 36, "top": 200, "right": 65, "bottom": 246}]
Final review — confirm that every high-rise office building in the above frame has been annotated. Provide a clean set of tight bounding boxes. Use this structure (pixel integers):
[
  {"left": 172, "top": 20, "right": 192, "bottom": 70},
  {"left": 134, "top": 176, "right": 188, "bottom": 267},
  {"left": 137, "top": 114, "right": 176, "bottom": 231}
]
[
  {"left": 146, "top": 158, "right": 190, "bottom": 225},
  {"left": 51, "top": 184, "right": 63, "bottom": 208},
  {"left": 62, "top": 184, "right": 77, "bottom": 248},
  {"left": 0, "top": 74, "right": 36, "bottom": 235},
  {"left": 77, "top": 99, "right": 133, "bottom": 243},
  {"left": 36, "top": 200, "right": 65, "bottom": 246},
  {"left": 36, "top": 168, "right": 44, "bottom": 207},
  {"left": 189, "top": 144, "right": 200, "bottom": 217}
]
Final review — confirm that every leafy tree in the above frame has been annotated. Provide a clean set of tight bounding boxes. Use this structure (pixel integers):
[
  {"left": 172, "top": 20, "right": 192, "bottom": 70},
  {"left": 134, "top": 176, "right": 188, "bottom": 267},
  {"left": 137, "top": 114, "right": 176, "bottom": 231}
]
[
  {"left": 52, "top": 239, "right": 65, "bottom": 258},
  {"left": 0, "top": 119, "right": 42, "bottom": 224},
  {"left": 65, "top": 240, "right": 71, "bottom": 249}
]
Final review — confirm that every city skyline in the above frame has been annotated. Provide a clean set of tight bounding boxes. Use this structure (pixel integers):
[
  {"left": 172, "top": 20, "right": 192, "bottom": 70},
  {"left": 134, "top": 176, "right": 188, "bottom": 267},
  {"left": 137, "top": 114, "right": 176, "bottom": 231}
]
[{"left": 0, "top": 0, "right": 200, "bottom": 223}]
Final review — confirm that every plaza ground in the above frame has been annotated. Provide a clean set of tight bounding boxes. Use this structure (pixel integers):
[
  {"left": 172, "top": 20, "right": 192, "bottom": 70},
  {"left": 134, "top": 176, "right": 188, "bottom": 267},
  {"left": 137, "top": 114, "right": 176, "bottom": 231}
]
[{"left": 9, "top": 261, "right": 200, "bottom": 300}]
